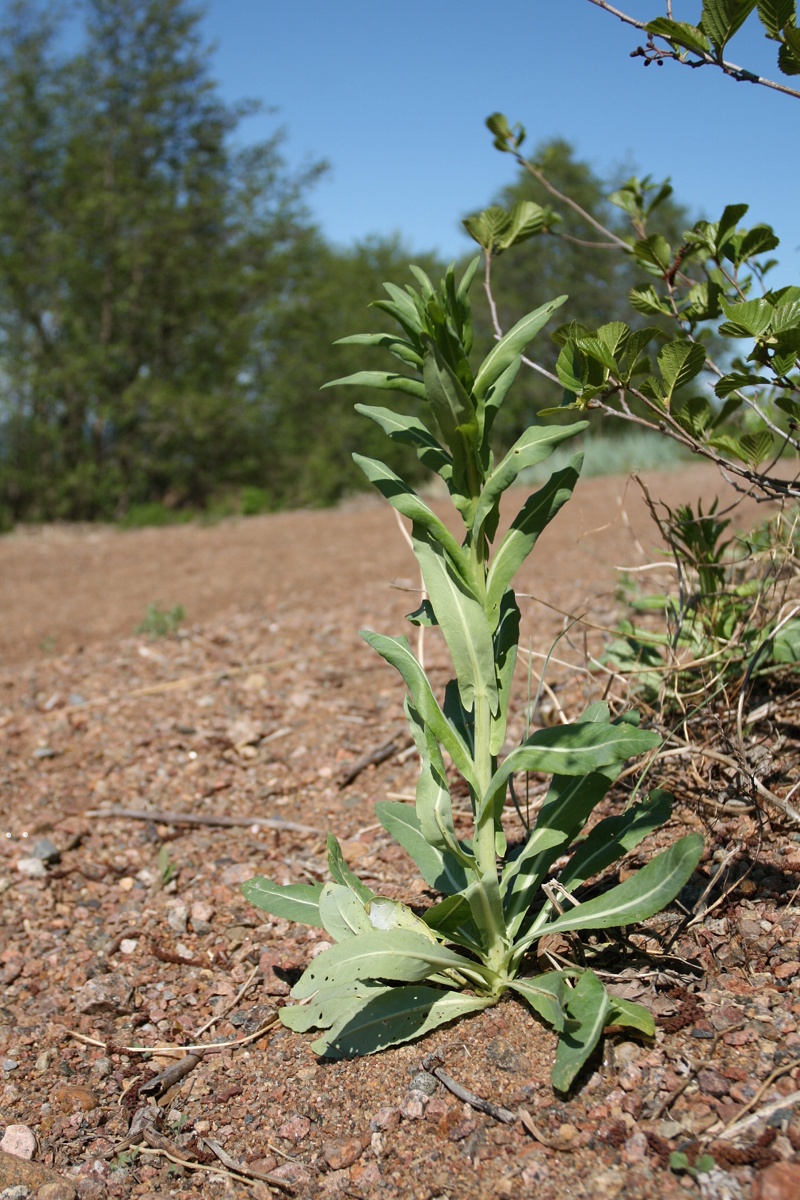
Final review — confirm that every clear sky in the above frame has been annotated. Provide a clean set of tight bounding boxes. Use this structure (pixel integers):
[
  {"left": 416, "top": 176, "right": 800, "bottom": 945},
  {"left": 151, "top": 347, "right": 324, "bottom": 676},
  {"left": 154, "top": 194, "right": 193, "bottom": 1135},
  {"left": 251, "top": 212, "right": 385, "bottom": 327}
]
[{"left": 200, "top": 0, "right": 799, "bottom": 287}]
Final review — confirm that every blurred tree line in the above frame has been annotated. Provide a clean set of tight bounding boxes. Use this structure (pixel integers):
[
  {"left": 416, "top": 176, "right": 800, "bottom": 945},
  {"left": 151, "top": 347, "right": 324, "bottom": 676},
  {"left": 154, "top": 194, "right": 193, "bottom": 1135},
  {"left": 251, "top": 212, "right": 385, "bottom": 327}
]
[{"left": 0, "top": 0, "right": 691, "bottom": 526}]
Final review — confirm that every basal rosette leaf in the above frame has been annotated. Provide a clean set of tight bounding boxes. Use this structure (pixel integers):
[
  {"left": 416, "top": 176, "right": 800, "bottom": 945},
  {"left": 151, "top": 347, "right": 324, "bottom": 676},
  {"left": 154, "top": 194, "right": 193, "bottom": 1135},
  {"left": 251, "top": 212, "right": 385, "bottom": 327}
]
[
  {"left": 290, "top": 927, "right": 492, "bottom": 999},
  {"left": 374, "top": 800, "right": 470, "bottom": 895},
  {"left": 551, "top": 971, "right": 611, "bottom": 1092},
  {"left": 311, "top": 986, "right": 494, "bottom": 1058}
]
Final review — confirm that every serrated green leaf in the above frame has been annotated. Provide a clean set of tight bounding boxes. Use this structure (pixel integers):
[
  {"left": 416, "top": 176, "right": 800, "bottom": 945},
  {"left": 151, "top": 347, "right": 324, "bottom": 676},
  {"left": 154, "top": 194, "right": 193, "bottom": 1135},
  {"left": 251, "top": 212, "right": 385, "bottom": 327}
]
[
  {"left": 657, "top": 341, "right": 707, "bottom": 402},
  {"left": 291, "top": 927, "right": 489, "bottom": 999},
  {"left": 713, "top": 372, "right": 769, "bottom": 399},
  {"left": 528, "top": 834, "right": 703, "bottom": 941},
  {"left": 709, "top": 430, "right": 773, "bottom": 465},
  {"left": 673, "top": 394, "right": 713, "bottom": 436},
  {"left": 474, "top": 297, "right": 567, "bottom": 402},
  {"left": 552, "top": 971, "right": 611, "bottom": 1091},
  {"left": 778, "top": 24, "right": 800, "bottom": 72},
  {"left": 241, "top": 877, "right": 324, "bottom": 928},
  {"left": 646, "top": 17, "right": 711, "bottom": 54},
  {"left": 313, "top": 986, "right": 493, "bottom": 1058},
  {"left": 738, "top": 224, "right": 780, "bottom": 261},
  {"left": 629, "top": 285, "right": 671, "bottom": 316},
  {"left": 757, "top": 0, "right": 796, "bottom": 40},
  {"left": 633, "top": 234, "right": 672, "bottom": 274},
  {"left": 718, "top": 297, "right": 773, "bottom": 337},
  {"left": 700, "top": 0, "right": 759, "bottom": 54}
]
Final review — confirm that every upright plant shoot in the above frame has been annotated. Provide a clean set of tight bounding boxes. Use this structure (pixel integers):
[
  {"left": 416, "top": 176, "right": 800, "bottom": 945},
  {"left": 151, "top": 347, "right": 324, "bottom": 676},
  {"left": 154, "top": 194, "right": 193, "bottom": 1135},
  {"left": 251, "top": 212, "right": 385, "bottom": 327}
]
[{"left": 244, "top": 260, "right": 702, "bottom": 1089}]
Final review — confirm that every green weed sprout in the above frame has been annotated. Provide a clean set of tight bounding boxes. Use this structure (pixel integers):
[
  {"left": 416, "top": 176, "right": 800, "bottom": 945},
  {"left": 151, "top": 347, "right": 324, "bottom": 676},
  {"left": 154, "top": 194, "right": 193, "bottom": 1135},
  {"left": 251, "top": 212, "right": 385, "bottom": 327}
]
[{"left": 243, "top": 260, "right": 702, "bottom": 1090}]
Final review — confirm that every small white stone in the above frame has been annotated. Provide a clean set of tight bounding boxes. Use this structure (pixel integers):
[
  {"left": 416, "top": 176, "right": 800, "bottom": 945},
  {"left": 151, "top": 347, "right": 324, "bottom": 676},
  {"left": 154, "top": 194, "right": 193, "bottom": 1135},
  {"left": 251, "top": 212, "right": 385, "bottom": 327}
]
[
  {"left": 15, "top": 857, "right": 47, "bottom": 878},
  {"left": 119, "top": 938, "right": 138, "bottom": 954},
  {"left": 0, "top": 1123, "right": 37, "bottom": 1159}
]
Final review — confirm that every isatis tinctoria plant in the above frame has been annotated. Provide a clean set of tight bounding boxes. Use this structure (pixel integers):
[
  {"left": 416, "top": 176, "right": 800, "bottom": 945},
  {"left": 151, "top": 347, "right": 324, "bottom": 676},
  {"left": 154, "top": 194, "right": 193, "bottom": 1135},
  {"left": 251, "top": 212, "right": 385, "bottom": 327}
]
[{"left": 243, "top": 259, "right": 703, "bottom": 1090}]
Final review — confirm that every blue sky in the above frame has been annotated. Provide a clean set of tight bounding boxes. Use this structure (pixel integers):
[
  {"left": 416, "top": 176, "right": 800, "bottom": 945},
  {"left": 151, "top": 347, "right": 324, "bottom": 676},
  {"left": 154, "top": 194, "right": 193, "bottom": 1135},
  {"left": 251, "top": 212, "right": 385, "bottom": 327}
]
[{"left": 200, "top": 1, "right": 799, "bottom": 287}]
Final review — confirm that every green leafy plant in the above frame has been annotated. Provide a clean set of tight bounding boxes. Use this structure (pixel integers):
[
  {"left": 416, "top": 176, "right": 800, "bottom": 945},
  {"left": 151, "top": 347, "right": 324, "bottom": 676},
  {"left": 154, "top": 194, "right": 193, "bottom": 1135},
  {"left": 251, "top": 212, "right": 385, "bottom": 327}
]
[
  {"left": 157, "top": 845, "right": 178, "bottom": 888},
  {"left": 477, "top": 110, "right": 800, "bottom": 507},
  {"left": 603, "top": 501, "right": 800, "bottom": 707},
  {"left": 669, "top": 1149, "right": 716, "bottom": 1178},
  {"left": 135, "top": 603, "right": 186, "bottom": 638},
  {"left": 243, "top": 261, "right": 702, "bottom": 1089}
]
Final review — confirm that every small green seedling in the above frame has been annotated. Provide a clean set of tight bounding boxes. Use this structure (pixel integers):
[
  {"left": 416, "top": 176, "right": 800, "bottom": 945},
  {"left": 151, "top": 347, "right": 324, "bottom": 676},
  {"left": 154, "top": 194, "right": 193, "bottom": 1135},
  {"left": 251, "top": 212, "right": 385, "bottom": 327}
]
[
  {"left": 669, "top": 1150, "right": 716, "bottom": 1178},
  {"left": 243, "top": 260, "right": 702, "bottom": 1090},
  {"left": 136, "top": 603, "right": 186, "bottom": 638},
  {"left": 157, "top": 845, "right": 177, "bottom": 887}
]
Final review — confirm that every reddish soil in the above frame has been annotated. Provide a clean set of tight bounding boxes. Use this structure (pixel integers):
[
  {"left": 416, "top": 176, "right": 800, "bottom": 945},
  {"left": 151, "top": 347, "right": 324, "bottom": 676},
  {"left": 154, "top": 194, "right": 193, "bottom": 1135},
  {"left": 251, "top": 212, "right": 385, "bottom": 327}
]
[{"left": 1, "top": 462, "right": 799, "bottom": 1200}]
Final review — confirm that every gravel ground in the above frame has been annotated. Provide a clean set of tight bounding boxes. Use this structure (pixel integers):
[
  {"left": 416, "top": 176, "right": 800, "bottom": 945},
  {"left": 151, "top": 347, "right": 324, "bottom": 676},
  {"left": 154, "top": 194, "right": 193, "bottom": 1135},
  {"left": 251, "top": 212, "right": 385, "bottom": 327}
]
[{"left": 1, "top": 463, "right": 799, "bottom": 1200}]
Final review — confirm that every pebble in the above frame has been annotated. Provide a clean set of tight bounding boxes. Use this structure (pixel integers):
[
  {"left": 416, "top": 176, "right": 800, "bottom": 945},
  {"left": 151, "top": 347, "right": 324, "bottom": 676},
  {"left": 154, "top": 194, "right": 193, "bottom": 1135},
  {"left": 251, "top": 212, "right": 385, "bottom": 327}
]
[
  {"left": 408, "top": 1071, "right": 437, "bottom": 1096},
  {"left": 369, "top": 1107, "right": 400, "bottom": 1133},
  {"left": 275, "top": 1114, "right": 310, "bottom": 1144},
  {"left": 752, "top": 1162, "right": 800, "bottom": 1200},
  {"left": 15, "top": 857, "right": 47, "bottom": 878},
  {"left": 697, "top": 1068, "right": 730, "bottom": 1097},
  {"left": 264, "top": 1162, "right": 312, "bottom": 1189},
  {"left": 322, "top": 1137, "right": 364, "bottom": 1170},
  {"left": 74, "top": 974, "right": 134, "bottom": 1015},
  {"left": 0, "top": 1126, "right": 37, "bottom": 1159},
  {"left": 621, "top": 1129, "right": 648, "bottom": 1164},
  {"left": 34, "top": 1051, "right": 51, "bottom": 1075},
  {"left": 51, "top": 1086, "right": 100, "bottom": 1113},
  {"left": 30, "top": 838, "right": 60, "bottom": 863},
  {"left": 399, "top": 1092, "right": 428, "bottom": 1120},
  {"left": 0, "top": 1150, "right": 75, "bottom": 1198},
  {"left": 486, "top": 1036, "right": 527, "bottom": 1073}
]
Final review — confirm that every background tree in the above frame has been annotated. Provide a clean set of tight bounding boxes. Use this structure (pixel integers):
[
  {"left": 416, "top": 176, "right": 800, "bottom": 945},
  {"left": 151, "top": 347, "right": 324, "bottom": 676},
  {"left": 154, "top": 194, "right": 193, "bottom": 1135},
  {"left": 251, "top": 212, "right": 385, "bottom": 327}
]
[{"left": 0, "top": 0, "right": 324, "bottom": 520}]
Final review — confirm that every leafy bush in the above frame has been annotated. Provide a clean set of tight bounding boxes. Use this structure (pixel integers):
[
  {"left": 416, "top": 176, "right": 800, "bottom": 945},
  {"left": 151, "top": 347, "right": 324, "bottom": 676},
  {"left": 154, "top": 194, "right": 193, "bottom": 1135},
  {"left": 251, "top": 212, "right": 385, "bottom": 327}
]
[{"left": 243, "top": 260, "right": 702, "bottom": 1089}]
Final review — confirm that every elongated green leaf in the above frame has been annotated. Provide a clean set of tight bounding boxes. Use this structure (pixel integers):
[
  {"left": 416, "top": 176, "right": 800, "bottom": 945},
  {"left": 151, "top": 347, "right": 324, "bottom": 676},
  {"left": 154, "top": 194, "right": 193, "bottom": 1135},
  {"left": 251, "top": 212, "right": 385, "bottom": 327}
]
[
  {"left": 361, "top": 632, "right": 476, "bottom": 785},
  {"left": 327, "top": 834, "right": 375, "bottom": 904},
  {"left": 509, "top": 972, "right": 572, "bottom": 1034},
  {"left": 281, "top": 982, "right": 389, "bottom": 1033},
  {"left": 241, "top": 876, "right": 324, "bottom": 928},
  {"left": 557, "top": 789, "right": 674, "bottom": 892},
  {"left": 529, "top": 834, "right": 703, "bottom": 941},
  {"left": 412, "top": 532, "right": 497, "bottom": 713},
  {"left": 491, "top": 591, "right": 520, "bottom": 755},
  {"left": 324, "top": 370, "right": 426, "bottom": 400},
  {"left": 486, "top": 456, "right": 583, "bottom": 625},
  {"left": 354, "top": 405, "right": 451, "bottom": 478},
  {"left": 552, "top": 971, "right": 611, "bottom": 1092},
  {"left": 422, "top": 891, "right": 482, "bottom": 950},
  {"left": 472, "top": 422, "right": 586, "bottom": 543},
  {"left": 291, "top": 927, "right": 488, "bottom": 999},
  {"left": 485, "top": 720, "right": 660, "bottom": 826},
  {"left": 607, "top": 995, "right": 655, "bottom": 1037},
  {"left": 313, "top": 986, "right": 494, "bottom": 1058},
  {"left": 375, "top": 800, "right": 469, "bottom": 895},
  {"left": 502, "top": 772, "right": 614, "bottom": 932},
  {"left": 713, "top": 372, "right": 768, "bottom": 399},
  {"left": 482, "top": 358, "right": 521, "bottom": 443},
  {"left": 319, "top": 882, "right": 373, "bottom": 941},
  {"left": 335, "top": 332, "right": 423, "bottom": 369},
  {"left": 405, "top": 701, "right": 472, "bottom": 866},
  {"left": 422, "top": 339, "right": 475, "bottom": 443},
  {"left": 366, "top": 896, "right": 438, "bottom": 940},
  {"left": 352, "top": 456, "right": 471, "bottom": 584},
  {"left": 473, "top": 297, "right": 567, "bottom": 401}
]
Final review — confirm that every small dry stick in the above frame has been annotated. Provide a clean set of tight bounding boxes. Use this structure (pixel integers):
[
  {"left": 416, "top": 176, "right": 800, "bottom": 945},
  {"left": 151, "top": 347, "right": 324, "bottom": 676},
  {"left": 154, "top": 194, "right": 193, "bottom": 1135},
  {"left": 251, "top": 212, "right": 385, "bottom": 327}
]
[
  {"left": 338, "top": 730, "right": 413, "bottom": 787},
  {"left": 421, "top": 1053, "right": 515, "bottom": 1123},
  {"left": 139, "top": 1052, "right": 202, "bottom": 1098},
  {"left": 192, "top": 964, "right": 261, "bottom": 1040},
  {"left": 68, "top": 1014, "right": 278, "bottom": 1056},
  {"left": 85, "top": 807, "right": 325, "bottom": 836}
]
